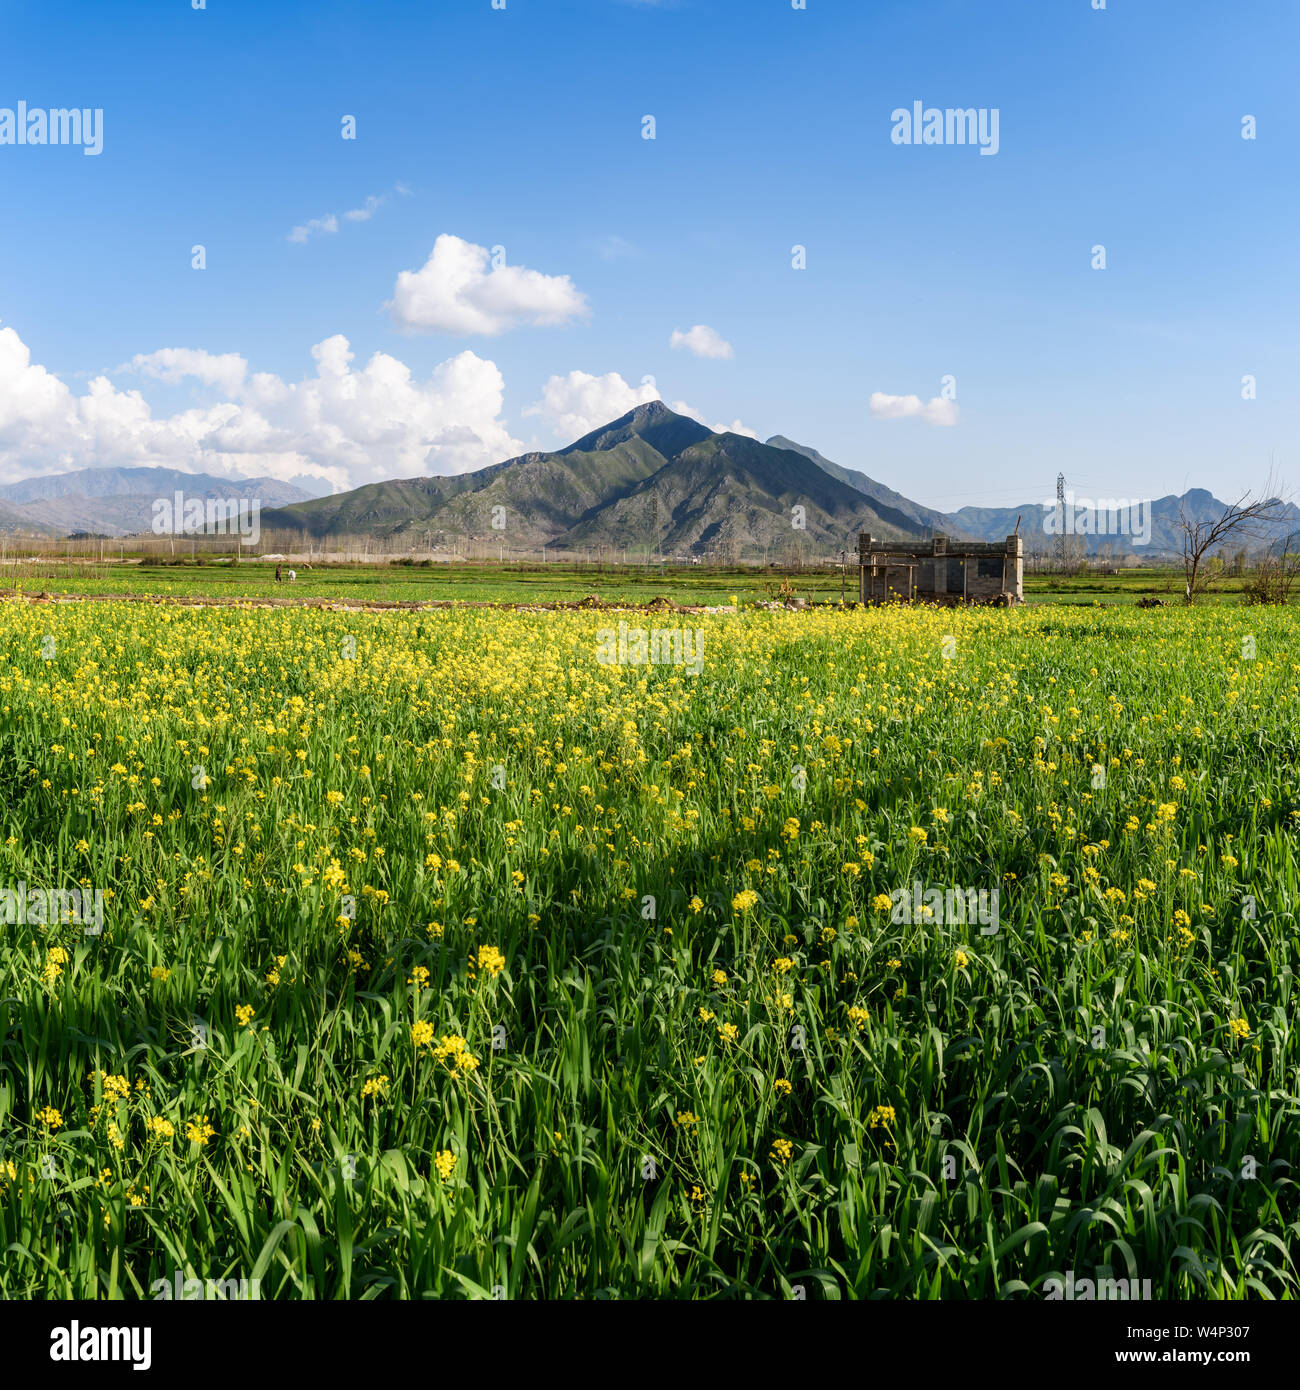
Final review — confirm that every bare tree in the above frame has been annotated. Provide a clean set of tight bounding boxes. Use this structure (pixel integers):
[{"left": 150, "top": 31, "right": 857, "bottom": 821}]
[
  {"left": 1063, "top": 532, "right": 1087, "bottom": 575},
  {"left": 1179, "top": 476, "right": 1293, "bottom": 604},
  {"left": 1241, "top": 538, "right": 1300, "bottom": 605}
]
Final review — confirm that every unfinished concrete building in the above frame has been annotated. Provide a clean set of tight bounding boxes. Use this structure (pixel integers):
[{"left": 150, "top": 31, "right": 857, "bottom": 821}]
[{"left": 859, "top": 533, "right": 1023, "bottom": 605}]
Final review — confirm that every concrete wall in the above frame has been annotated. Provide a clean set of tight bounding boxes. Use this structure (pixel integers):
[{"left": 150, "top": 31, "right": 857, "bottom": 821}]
[{"left": 859, "top": 534, "right": 1023, "bottom": 604}]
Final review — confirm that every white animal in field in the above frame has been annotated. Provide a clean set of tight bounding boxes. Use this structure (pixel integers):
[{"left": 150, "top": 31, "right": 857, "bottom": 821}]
[{"left": 288, "top": 570, "right": 297, "bottom": 581}]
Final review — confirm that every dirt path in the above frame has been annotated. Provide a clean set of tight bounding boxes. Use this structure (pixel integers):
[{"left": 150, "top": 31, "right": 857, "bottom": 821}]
[{"left": 1, "top": 587, "right": 737, "bottom": 616}]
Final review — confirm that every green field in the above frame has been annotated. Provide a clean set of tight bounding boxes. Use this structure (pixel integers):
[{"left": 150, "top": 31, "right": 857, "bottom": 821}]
[
  {"left": 1, "top": 595, "right": 1297, "bottom": 1298},
  {"left": 0, "top": 556, "right": 1264, "bottom": 608}
]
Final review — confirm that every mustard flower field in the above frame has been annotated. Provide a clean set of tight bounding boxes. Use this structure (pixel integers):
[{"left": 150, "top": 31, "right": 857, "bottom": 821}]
[{"left": 1, "top": 599, "right": 1297, "bottom": 1298}]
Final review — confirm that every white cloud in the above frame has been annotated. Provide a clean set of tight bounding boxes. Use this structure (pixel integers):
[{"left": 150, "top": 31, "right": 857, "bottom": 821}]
[
  {"left": 669, "top": 400, "right": 759, "bottom": 439},
  {"left": 287, "top": 184, "right": 409, "bottom": 243},
  {"left": 0, "top": 320, "right": 523, "bottom": 491},
  {"left": 287, "top": 213, "right": 339, "bottom": 244},
  {"left": 670, "top": 324, "right": 734, "bottom": 360},
  {"left": 389, "top": 234, "right": 589, "bottom": 336},
  {"left": 524, "top": 370, "right": 758, "bottom": 444},
  {"left": 869, "top": 392, "right": 959, "bottom": 427},
  {"left": 131, "top": 348, "right": 248, "bottom": 396},
  {"left": 342, "top": 195, "right": 383, "bottom": 223},
  {"left": 0, "top": 324, "right": 73, "bottom": 437},
  {"left": 524, "top": 370, "right": 660, "bottom": 441}
]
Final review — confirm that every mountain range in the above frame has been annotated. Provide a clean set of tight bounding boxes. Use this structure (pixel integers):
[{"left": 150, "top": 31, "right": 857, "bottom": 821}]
[
  {"left": 1, "top": 408, "right": 1294, "bottom": 558},
  {"left": 947, "top": 488, "right": 1300, "bottom": 558},
  {"left": 256, "top": 402, "right": 930, "bottom": 557},
  {"left": 0, "top": 468, "right": 315, "bottom": 538},
  {"left": 258, "top": 403, "right": 1299, "bottom": 558}
]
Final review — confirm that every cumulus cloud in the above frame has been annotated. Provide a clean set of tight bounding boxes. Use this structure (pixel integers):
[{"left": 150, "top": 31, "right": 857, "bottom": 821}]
[
  {"left": 0, "top": 320, "right": 523, "bottom": 491},
  {"left": 524, "top": 370, "right": 660, "bottom": 441},
  {"left": 869, "top": 392, "right": 959, "bottom": 427},
  {"left": 524, "top": 369, "right": 758, "bottom": 444},
  {"left": 131, "top": 348, "right": 248, "bottom": 396},
  {"left": 0, "top": 326, "right": 73, "bottom": 437},
  {"left": 389, "top": 234, "right": 589, "bottom": 336},
  {"left": 670, "top": 324, "right": 734, "bottom": 360}
]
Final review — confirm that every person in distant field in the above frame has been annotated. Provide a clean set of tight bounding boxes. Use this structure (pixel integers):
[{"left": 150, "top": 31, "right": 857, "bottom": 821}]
[{"left": 275, "top": 565, "right": 282, "bottom": 582}]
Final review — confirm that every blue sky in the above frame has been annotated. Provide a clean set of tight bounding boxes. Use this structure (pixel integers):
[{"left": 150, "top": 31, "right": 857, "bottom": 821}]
[{"left": 0, "top": 0, "right": 1295, "bottom": 508}]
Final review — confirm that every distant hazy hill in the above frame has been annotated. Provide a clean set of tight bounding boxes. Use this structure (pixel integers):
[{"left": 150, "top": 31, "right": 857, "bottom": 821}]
[
  {"left": 0, "top": 467, "right": 314, "bottom": 537},
  {"left": 948, "top": 487, "right": 1300, "bottom": 556},
  {"left": 756, "top": 446, "right": 1300, "bottom": 558},
  {"left": 0, "top": 498, "right": 61, "bottom": 537},
  {"left": 262, "top": 402, "right": 932, "bottom": 556}
]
